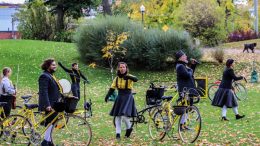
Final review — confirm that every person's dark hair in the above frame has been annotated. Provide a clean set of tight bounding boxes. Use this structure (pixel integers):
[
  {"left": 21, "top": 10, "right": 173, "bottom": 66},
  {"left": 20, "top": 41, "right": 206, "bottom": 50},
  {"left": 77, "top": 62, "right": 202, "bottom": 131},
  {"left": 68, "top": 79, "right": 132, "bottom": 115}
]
[
  {"left": 226, "top": 59, "right": 234, "bottom": 68},
  {"left": 117, "top": 62, "right": 129, "bottom": 75},
  {"left": 41, "top": 58, "right": 55, "bottom": 71},
  {"left": 2, "top": 67, "right": 11, "bottom": 76},
  {"left": 72, "top": 63, "right": 78, "bottom": 67}
]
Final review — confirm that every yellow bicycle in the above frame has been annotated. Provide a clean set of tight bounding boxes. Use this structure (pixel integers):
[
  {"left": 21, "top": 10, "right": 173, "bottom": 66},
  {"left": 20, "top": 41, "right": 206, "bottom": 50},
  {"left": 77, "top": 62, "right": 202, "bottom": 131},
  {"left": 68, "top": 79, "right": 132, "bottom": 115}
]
[
  {"left": 149, "top": 87, "right": 201, "bottom": 143},
  {"left": 0, "top": 95, "right": 92, "bottom": 145},
  {"left": 0, "top": 102, "right": 8, "bottom": 121}
]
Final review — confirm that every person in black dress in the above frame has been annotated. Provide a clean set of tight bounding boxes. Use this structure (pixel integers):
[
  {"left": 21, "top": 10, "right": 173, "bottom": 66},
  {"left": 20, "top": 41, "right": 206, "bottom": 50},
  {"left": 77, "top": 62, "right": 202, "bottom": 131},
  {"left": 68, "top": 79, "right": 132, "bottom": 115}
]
[
  {"left": 58, "top": 62, "right": 88, "bottom": 99},
  {"left": 212, "top": 59, "right": 245, "bottom": 121},
  {"left": 104, "top": 62, "right": 138, "bottom": 140}
]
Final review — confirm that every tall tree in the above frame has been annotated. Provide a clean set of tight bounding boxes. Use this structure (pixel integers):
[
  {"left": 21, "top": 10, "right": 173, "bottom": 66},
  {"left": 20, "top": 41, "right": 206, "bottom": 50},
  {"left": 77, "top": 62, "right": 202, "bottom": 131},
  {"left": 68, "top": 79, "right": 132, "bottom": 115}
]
[
  {"left": 102, "top": 0, "right": 112, "bottom": 15},
  {"left": 115, "top": 0, "right": 181, "bottom": 28},
  {"left": 16, "top": 0, "right": 55, "bottom": 40},
  {"left": 43, "top": 0, "right": 92, "bottom": 32},
  {"left": 175, "top": 0, "right": 226, "bottom": 46},
  {"left": 217, "top": 0, "right": 235, "bottom": 31}
]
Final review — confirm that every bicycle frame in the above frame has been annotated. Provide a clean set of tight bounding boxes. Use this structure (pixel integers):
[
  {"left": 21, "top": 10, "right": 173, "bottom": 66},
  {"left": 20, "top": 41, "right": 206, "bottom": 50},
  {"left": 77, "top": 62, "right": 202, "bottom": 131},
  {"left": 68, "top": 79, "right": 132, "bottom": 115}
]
[
  {"left": 131, "top": 104, "right": 160, "bottom": 125},
  {"left": 0, "top": 106, "right": 6, "bottom": 121},
  {"left": 161, "top": 92, "right": 189, "bottom": 128}
]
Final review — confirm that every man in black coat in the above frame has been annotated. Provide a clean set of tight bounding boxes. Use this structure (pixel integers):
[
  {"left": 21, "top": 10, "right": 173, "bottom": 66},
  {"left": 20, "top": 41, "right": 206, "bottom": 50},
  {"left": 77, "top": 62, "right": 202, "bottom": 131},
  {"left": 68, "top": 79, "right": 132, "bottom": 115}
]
[
  {"left": 175, "top": 50, "right": 197, "bottom": 96},
  {"left": 175, "top": 50, "right": 199, "bottom": 131},
  {"left": 38, "top": 58, "right": 62, "bottom": 146}
]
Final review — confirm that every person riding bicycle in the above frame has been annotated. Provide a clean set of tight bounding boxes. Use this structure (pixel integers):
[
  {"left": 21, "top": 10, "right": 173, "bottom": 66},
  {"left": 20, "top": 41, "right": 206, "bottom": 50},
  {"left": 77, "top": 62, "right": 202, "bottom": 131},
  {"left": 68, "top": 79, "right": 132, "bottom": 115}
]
[
  {"left": 0, "top": 67, "right": 16, "bottom": 118},
  {"left": 212, "top": 59, "right": 245, "bottom": 121},
  {"left": 104, "top": 62, "right": 138, "bottom": 140},
  {"left": 39, "top": 58, "right": 62, "bottom": 146},
  {"left": 175, "top": 50, "right": 199, "bottom": 130}
]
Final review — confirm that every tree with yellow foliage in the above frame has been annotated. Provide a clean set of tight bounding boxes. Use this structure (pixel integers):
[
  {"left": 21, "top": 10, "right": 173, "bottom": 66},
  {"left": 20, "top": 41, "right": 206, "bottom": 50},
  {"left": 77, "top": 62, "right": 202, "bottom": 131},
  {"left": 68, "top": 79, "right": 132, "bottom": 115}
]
[
  {"left": 114, "top": 0, "right": 181, "bottom": 28},
  {"left": 102, "top": 30, "right": 128, "bottom": 79}
]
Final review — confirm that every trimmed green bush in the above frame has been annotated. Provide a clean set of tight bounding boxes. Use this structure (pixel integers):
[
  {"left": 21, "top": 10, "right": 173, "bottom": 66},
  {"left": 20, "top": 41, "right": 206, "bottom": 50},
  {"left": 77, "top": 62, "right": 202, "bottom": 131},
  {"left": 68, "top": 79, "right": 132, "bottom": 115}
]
[{"left": 74, "top": 15, "right": 202, "bottom": 70}]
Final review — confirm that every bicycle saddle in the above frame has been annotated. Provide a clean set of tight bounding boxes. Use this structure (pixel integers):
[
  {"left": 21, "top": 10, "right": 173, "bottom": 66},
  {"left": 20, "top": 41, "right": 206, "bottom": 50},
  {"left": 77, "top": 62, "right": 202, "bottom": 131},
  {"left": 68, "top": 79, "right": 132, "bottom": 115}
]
[
  {"left": 21, "top": 95, "right": 32, "bottom": 100},
  {"left": 25, "top": 104, "right": 39, "bottom": 109},
  {"left": 161, "top": 96, "right": 173, "bottom": 101}
]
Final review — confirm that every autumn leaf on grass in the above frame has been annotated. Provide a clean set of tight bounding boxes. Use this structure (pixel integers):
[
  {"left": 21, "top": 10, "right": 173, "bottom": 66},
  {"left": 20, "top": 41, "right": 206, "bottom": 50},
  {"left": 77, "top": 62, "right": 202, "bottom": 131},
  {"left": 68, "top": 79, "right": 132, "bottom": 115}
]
[{"left": 89, "top": 62, "right": 97, "bottom": 68}]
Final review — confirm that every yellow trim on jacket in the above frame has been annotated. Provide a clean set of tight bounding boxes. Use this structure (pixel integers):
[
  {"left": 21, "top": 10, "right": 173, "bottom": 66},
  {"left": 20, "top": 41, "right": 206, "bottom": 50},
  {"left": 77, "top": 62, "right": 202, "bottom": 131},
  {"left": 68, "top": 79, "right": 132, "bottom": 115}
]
[{"left": 111, "top": 74, "right": 135, "bottom": 90}]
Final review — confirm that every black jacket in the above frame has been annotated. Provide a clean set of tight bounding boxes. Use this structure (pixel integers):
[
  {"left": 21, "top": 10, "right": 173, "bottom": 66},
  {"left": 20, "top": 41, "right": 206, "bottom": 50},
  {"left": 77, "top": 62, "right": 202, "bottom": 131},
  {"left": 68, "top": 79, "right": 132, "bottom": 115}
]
[
  {"left": 176, "top": 61, "right": 196, "bottom": 93},
  {"left": 38, "top": 71, "right": 61, "bottom": 111},
  {"left": 59, "top": 63, "right": 87, "bottom": 84},
  {"left": 219, "top": 68, "right": 243, "bottom": 89}
]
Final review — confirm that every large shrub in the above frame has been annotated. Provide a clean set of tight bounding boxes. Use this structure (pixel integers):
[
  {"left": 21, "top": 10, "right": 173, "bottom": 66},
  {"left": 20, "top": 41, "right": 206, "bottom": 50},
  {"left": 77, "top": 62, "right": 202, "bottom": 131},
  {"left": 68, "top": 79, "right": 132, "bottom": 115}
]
[
  {"left": 74, "top": 16, "right": 202, "bottom": 70},
  {"left": 74, "top": 16, "right": 132, "bottom": 65}
]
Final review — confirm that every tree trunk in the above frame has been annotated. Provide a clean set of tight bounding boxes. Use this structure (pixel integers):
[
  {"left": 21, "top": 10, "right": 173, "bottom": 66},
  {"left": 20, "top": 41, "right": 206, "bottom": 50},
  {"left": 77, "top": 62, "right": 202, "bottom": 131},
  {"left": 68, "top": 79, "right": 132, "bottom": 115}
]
[
  {"left": 102, "top": 0, "right": 112, "bottom": 15},
  {"left": 56, "top": 6, "right": 65, "bottom": 32}
]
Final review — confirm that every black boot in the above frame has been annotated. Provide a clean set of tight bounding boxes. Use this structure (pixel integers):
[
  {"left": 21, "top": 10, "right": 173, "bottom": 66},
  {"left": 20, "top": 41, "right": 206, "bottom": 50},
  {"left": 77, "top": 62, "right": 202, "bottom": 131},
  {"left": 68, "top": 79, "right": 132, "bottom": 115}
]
[
  {"left": 41, "top": 140, "right": 54, "bottom": 146},
  {"left": 116, "top": 133, "right": 120, "bottom": 140},
  {"left": 236, "top": 114, "right": 245, "bottom": 120},
  {"left": 221, "top": 116, "right": 229, "bottom": 121},
  {"left": 125, "top": 128, "right": 133, "bottom": 138}
]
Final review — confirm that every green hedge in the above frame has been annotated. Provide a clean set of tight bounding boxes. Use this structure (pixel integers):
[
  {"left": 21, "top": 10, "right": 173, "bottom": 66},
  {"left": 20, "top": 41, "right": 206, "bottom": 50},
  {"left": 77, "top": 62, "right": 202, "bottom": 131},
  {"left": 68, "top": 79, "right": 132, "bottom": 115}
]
[{"left": 74, "top": 16, "right": 202, "bottom": 70}]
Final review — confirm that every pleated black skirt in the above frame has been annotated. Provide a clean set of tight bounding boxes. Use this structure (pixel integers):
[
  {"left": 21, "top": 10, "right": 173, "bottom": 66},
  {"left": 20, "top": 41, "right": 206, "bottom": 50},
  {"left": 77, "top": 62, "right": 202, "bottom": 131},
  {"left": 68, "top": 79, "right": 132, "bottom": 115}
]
[
  {"left": 211, "top": 88, "right": 238, "bottom": 108},
  {"left": 110, "top": 89, "right": 137, "bottom": 117}
]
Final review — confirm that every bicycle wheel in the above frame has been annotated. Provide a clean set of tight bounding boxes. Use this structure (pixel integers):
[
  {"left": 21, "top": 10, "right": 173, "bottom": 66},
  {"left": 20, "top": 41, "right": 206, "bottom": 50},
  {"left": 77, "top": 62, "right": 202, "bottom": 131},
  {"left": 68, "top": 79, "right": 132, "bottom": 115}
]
[
  {"left": 51, "top": 114, "right": 92, "bottom": 146},
  {"left": 208, "top": 84, "right": 219, "bottom": 101},
  {"left": 148, "top": 105, "right": 161, "bottom": 119},
  {"left": 148, "top": 110, "right": 166, "bottom": 141},
  {"left": 113, "top": 116, "right": 134, "bottom": 129},
  {"left": 0, "top": 114, "right": 32, "bottom": 145},
  {"left": 233, "top": 83, "right": 247, "bottom": 101},
  {"left": 178, "top": 106, "right": 201, "bottom": 143}
]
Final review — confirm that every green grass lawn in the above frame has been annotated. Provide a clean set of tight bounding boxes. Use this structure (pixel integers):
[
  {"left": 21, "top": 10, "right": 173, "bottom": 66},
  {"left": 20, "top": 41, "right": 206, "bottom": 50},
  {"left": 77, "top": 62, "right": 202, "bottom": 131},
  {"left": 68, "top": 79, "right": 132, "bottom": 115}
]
[{"left": 0, "top": 40, "right": 259, "bottom": 145}]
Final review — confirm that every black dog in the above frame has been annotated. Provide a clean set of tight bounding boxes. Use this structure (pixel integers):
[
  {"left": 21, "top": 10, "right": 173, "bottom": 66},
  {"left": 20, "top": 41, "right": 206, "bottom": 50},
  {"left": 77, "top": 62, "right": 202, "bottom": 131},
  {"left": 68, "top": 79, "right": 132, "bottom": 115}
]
[{"left": 243, "top": 43, "right": 257, "bottom": 53}]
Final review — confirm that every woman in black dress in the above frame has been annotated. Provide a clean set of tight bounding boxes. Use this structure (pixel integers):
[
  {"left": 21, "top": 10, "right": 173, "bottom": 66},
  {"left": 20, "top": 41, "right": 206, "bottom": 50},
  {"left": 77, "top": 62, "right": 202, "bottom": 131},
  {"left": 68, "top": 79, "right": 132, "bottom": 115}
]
[
  {"left": 212, "top": 59, "right": 245, "bottom": 121},
  {"left": 104, "top": 62, "right": 138, "bottom": 140}
]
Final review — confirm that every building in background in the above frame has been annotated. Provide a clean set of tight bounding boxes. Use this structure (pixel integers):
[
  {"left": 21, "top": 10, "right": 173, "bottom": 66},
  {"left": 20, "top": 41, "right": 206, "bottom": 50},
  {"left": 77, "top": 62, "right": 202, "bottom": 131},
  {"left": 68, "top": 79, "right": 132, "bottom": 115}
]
[
  {"left": 234, "top": 0, "right": 248, "bottom": 6},
  {"left": 0, "top": 3, "right": 21, "bottom": 39}
]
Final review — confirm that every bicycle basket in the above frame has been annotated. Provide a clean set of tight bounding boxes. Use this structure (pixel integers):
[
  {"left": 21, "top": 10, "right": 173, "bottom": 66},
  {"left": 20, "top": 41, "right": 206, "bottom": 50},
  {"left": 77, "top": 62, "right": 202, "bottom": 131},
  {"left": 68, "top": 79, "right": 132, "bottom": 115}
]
[
  {"left": 173, "top": 106, "right": 187, "bottom": 115},
  {"left": 146, "top": 87, "right": 165, "bottom": 105},
  {"left": 64, "top": 97, "right": 79, "bottom": 113},
  {"left": 53, "top": 101, "right": 65, "bottom": 112}
]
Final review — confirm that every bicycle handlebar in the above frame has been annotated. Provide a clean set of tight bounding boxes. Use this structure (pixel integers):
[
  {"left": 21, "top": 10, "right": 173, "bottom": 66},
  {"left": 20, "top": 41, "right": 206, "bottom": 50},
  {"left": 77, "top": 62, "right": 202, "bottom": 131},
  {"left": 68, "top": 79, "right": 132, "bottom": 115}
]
[{"left": 149, "top": 81, "right": 177, "bottom": 90}]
